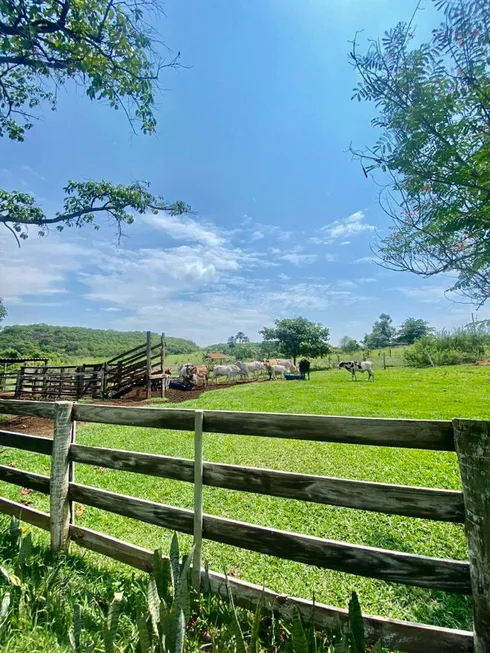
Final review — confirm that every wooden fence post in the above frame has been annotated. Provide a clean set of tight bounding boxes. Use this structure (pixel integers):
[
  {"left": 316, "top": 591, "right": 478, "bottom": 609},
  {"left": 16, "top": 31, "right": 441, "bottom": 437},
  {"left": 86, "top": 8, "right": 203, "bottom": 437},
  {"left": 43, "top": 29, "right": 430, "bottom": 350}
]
[
  {"left": 160, "top": 333, "right": 166, "bottom": 398},
  {"left": 453, "top": 418, "right": 490, "bottom": 653},
  {"left": 146, "top": 331, "right": 152, "bottom": 400},
  {"left": 192, "top": 410, "right": 204, "bottom": 589},
  {"left": 50, "top": 401, "right": 74, "bottom": 553}
]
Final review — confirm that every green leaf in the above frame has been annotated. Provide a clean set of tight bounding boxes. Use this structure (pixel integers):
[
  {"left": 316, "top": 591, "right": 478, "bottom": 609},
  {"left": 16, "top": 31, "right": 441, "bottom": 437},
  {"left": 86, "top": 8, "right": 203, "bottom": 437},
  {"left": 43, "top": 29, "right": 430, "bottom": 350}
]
[
  {"left": 147, "top": 576, "right": 161, "bottom": 636},
  {"left": 103, "top": 592, "right": 123, "bottom": 653},
  {"left": 137, "top": 615, "right": 152, "bottom": 653},
  {"left": 225, "top": 575, "right": 248, "bottom": 653},
  {"left": 153, "top": 549, "right": 172, "bottom": 604},
  {"left": 348, "top": 592, "right": 365, "bottom": 653},
  {"left": 290, "top": 607, "right": 309, "bottom": 653},
  {"left": 249, "top": 593, "right": 263, "bottom": 653},
  {"left": 169, "top": 533, "right": 180, "bottom": 597}
]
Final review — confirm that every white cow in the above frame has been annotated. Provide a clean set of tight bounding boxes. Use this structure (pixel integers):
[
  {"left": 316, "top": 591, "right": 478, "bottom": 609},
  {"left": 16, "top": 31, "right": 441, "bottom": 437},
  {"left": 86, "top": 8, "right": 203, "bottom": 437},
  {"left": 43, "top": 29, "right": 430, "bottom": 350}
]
[
  {"left": 267, "top": 364, "right": 287, "bottom": 380},
  {"left": 235, "top": 361, "right": 249, "bottom": 379},
  {"left": 212, "top": 364, "right": 240, "bottom": 384},
  {"left": 275, "top": 359, "right": 295, "bottom": 371},
  {"left": 247, "top": 361, "right": 266, "bottom": 379}
]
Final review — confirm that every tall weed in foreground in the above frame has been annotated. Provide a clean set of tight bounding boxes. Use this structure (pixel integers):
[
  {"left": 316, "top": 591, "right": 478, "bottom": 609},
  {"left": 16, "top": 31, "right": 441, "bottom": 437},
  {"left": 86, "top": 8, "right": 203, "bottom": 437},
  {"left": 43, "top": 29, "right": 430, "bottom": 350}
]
[{"left": 0, "top": 518, "right": 396, "bottom": 652}]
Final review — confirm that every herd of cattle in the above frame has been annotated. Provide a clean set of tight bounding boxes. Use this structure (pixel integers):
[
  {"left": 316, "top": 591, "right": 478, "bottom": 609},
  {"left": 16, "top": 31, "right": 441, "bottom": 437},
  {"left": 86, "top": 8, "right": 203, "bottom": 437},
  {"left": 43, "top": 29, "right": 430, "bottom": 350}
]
[
  {"left": 153, "top": 357, "right": 374, "bottom": 391},
  {"left": 176, "top": 358, "right": 311, "bottom": 388}
]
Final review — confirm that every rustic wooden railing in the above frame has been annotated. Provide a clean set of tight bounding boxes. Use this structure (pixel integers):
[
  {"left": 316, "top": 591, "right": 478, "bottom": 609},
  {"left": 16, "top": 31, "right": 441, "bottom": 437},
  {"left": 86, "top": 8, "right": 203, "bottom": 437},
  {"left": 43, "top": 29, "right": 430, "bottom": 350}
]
[{"left": 0, "top": 399, "right": 488, "bottom": 653}]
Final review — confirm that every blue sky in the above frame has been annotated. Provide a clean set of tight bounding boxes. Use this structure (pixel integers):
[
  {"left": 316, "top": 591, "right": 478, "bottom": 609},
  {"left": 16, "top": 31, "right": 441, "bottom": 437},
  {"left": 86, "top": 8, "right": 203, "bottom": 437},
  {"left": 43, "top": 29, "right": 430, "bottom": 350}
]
[{"left": 1, "top": 0, "right": 485, "bottom": 346}]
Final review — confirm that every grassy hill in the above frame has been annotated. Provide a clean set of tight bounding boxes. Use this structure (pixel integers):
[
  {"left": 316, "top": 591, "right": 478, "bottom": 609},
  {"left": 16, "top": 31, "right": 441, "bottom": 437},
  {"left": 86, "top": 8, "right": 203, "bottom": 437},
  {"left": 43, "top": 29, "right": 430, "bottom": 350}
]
[{"left": 0, "top": 324, "right": 200, "bottom": 363}]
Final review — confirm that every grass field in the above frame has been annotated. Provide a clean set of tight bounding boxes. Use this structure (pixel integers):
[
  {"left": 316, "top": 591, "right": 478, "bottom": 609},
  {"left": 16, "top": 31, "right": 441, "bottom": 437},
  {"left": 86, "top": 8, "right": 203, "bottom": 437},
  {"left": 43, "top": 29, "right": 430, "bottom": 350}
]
[{"left": 1, "top": 365, "right": 488, "bottom": 631}]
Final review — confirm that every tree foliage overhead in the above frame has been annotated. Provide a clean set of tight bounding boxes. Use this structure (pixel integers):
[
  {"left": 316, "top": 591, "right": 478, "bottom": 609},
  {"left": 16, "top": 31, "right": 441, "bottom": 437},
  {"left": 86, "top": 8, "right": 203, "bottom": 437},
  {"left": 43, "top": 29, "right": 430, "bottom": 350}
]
[
  {"left": 260, "top": 317, "right": 331, "bottom": 364},
  {"left": 0, "top": 0, "right": 188, "bottom": 242},
  {"left": 350, "top": 0, "right": 490, "bottom": 305},
  {"left": 0, "top": 0, "right": 176, "bottom": 140}
]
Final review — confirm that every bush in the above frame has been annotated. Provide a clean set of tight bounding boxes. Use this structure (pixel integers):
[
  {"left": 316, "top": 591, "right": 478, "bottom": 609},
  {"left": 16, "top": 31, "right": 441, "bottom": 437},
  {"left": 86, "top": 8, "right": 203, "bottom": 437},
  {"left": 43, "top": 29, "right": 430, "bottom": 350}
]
[{"left": 404, "top": 329, "right": 490, "bottom": 367}]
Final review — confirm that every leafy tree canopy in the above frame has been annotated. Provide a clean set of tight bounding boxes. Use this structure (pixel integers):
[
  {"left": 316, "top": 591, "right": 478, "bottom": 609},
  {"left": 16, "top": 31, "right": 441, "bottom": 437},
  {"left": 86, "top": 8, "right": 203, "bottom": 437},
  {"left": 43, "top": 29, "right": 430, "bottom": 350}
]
[
  {"left": 363, "top": 313, "right": 396, "bottom": 349},
  {"left": 260, "top": 317, "right": 331, "bottom": 364},
  {"left": 0, "top": 0, "right": 188, "bottom": 242},
  {"left": 351, "top": 0, "right": 490, "bottom": 305},
  {"left": 339, "top": 336, "right": 360, "bottom": 353},
  {"left": 397, "top": 317, "right": 433, "bottom": 344}
]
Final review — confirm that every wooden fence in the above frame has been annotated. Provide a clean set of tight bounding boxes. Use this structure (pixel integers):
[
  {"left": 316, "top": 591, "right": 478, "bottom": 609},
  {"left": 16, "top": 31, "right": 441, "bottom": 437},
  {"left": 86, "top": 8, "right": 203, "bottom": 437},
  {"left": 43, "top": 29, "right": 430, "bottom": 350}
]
[
  {"left": 6, "top": 332, "right": 166, "bottom": 400},
  {"left": 0, "top": 399, "right": 488, "bottom": 653}
]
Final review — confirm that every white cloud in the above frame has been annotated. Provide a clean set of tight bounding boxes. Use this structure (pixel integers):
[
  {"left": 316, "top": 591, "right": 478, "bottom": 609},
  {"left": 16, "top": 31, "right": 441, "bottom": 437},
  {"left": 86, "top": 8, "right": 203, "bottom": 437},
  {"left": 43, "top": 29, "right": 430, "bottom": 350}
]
[
  {"left": 279, "top": 253, "right": 318, "bottom": 266},
  {"left": 101, "top": 307, "right": 122, "bottom": 312},
  {"left": 0, "top": 234, "right": 95, "bottom": 303},
  {"left": 325, "top": 254, "right": 337, "bottom": 262},
  {"left": 141, "top": 213, "right": 224, "bottom": 247},
  {"left": 322, "top": 210, "right": 375, "bottom": 239},
  {"left": 340, "top": 241, "right": 351, "bottom": 246},
  {"left": 359, "top": 277, "right": 376, "bottom": 283},
  {"left": 352, "top": 256, "right": 376, "bottom": 264}
]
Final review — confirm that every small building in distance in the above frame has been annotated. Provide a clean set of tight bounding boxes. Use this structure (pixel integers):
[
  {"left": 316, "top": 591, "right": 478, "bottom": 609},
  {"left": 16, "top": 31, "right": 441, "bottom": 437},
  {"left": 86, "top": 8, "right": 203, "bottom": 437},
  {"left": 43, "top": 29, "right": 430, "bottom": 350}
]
[{"left": 204, "top": 352, "right": 228, "bottom": 362}]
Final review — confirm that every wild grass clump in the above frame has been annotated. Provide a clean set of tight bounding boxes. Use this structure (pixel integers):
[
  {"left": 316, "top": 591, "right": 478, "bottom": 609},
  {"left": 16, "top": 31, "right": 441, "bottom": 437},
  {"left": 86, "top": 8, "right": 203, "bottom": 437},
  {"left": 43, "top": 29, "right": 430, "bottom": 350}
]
[{"left": 0, "top": 518, "right": 397, "bottom": 652}]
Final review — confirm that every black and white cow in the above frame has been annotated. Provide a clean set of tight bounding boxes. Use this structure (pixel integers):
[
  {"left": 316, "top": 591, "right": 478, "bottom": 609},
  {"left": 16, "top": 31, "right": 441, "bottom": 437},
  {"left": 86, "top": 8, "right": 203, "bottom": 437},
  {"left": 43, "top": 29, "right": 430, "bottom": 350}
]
[{"left": 338, "top": 360, "right": 374, "bottom": 382}]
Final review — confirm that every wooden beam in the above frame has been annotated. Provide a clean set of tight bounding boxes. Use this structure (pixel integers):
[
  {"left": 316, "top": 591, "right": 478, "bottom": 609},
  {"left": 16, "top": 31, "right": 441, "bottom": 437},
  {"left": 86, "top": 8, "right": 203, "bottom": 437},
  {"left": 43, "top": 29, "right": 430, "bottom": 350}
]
[
  {"left": 0, "top": 399, "right": 55, "bottom": 419},
  {"left": 145, "top": 331, "right": 152, "bottom": 400},
  {"left": 68, "top": 481, "right": 470, "bottom": 593},
  {"left": 0, "top": 464, "right": 50, "bottom": 494},
  {"left": 454, "top": 419, "right": 490, "bottom": 653},
  {"left": 69, "top": 482, "right": 194, "bottom": 534},
  {"left": 72, "top": 405, "right": 454, "bottom": 450},
  {"left": 69, "top": 444, "right": 464, "bottom": 522},
  {"left": 66, "top": 524, "right": 473, "bottom": 653},
  {"left": 0, "top": 430, "right": 53, "bottom": 455},
  {"left": 0, "top": 496, "right": 50, "bottom": 531},
  {"left": 50, "top": 401, "right": 74, "bottom": 552}
]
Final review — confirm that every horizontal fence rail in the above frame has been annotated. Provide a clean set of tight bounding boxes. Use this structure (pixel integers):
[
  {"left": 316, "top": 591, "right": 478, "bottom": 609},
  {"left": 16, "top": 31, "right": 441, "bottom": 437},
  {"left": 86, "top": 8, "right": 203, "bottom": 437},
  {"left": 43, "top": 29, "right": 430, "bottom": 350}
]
[
  {"left": 70, "top": 443, "right": 465, "bottom": 522},
  {"left": 0, "top": 398, "right": 488, "bottom": 652}
]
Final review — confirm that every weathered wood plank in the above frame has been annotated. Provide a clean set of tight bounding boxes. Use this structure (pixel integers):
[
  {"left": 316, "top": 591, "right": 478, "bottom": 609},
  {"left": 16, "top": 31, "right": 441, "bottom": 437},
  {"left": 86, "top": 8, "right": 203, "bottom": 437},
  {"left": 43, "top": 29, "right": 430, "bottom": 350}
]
[
  {"left": 74, "top": 404, "right": 195, "bottom": 430},
  {"left": 202, "top": 514, "right": 471, "bottom": 593},
  {"left": 0, "top": 464, "right": 50, "bottom": 494},
  {"left": 202, "top": 462, "right": 464, "bottom": 523},
  {"left": 69, "top": 524, "right": 154, "bottom": 571},
  {"left": 0, "top": 399, "right": 55, "bottom": 419},
  {"left": 207, "top": 571, "right": 474, "bottom": 653},
  {"left": 0, "top": 496, "right": 50, "bottom": 531},
  {"left": 68, "top": 481, "right": 470, "bottom": 592},
  {"left": 202, "top": 411, "right": 455, "bottom": 450},
  {"left": 454, "top": 419, "right": 490, "bottom": 653},
  {"left": 73, "top": 405, "right": 454, "bottom": 450},
  {"left": 0, "top": 430, "right": 53, "bottom": 455},
  {"left": 69, "top": 482, "right": 194, "bottom": 533},
  {"left": 69, "top": 445, "right": 194, "bottom": 482},
  {"left": 69, "top": 444, "right": 464, "bottom": 522},
  {"left": 50, "top": 401, "right": 74, "bottom": 552},
  {"left": 66, "top": 525, "right": 473, "bottom": 653}
]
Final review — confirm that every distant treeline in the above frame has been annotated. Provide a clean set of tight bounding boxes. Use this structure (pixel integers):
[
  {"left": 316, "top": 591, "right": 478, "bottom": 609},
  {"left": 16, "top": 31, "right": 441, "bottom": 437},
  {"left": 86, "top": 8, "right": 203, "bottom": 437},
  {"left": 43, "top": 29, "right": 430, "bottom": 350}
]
[{"left": 0, "top": 324, "right": 198, "bottom": 362}]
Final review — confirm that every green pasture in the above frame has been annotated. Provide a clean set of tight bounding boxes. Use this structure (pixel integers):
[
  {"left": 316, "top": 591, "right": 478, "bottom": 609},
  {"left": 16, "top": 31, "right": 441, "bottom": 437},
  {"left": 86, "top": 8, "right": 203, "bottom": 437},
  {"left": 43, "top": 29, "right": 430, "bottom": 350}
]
[{"left": 1, "top": 365, "right": 488, "bottom": 630}]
